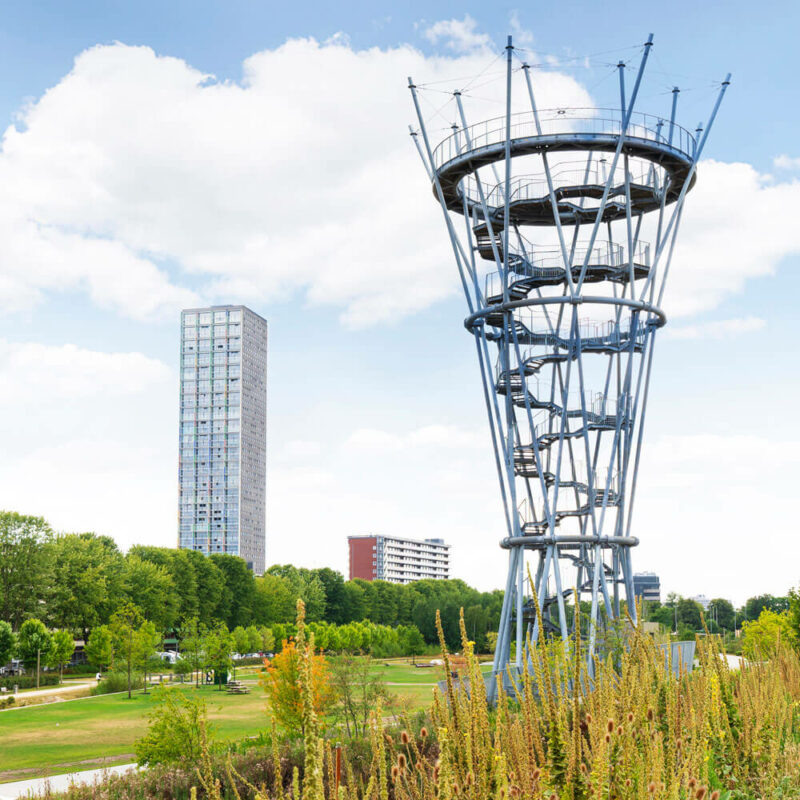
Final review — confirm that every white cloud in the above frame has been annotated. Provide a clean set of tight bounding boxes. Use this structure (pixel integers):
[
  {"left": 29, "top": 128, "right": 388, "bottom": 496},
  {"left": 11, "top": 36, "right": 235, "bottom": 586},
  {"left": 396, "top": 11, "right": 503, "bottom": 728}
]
[
  {"left": 0, "top": 36, "right": 594, "bottom": 327},
  {"left": 423, "top": 15, "right": 493, "bottom": 53},
  {"left": 665, "top": 160, "right": 800, "bottom": 317},
  {"left": 0, "top": 339, "right": 170, "bottom": 401},
  {"left": 9, "top": 32, "right": 793, "bottom": 330},
  {"left": 282, "top": 440, "right": 323, "bottom": 459},
  {"left": 636, "top": 434, "right": 800, "bottom": 603},
  {"left": 665, "top": 315, "right": 765, "bottom": 340},
  {"left": 508, "top": 12, "right": 535, "bottom": 49},
  {"left": 774, "top": 154, "right": 800, "bottom": 170},
  {"left": 0, "top": 340, "right": 175, "bottom": 548},
  {"left": 344, "top": 424, "right": 485, "bottom": 452},
  {"left": 0, "top": 438, "right": 175, "bottom": 545}
]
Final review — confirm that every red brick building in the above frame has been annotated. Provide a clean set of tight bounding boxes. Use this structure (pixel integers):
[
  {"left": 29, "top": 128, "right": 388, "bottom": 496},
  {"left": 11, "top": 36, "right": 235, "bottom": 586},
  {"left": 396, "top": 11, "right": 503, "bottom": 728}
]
[{"left": 348, "top": 534, "right": 450, "bottom": 584}]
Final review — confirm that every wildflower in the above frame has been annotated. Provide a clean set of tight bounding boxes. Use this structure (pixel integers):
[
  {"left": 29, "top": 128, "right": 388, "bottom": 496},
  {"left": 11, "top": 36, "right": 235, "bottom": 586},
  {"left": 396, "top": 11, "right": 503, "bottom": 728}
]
[
  {"left": 532, "top": 768, "right": 541, "bottom": 781},
  {"left": 625, "top": 779, "right": 632, "bottom": 788},
  {"left": 696, "top": 788, "right": 707, "bottom": 800},
  {"left": 627, "top": 712, "right": 634, "bottom": 723},
  {"left": 549, "top": 793, "right": 557, "bottom": 800},
  {"left": 688, "top": 778, "right": 697, "bottom": 790},
  {"left": 710, "top": 792, "right": 720, "bottom": 800},
  {"left": 398, "top": 754, "right": 407, "bottom": 769},
  {"left": 616, "top": 725, "right": 623, "bottom": 736},
  {"left": 647, "top": 708, "right": 654, "bottom": 721},
  {"left": 607, "top": 718, "right": 615, "bottom": 733},
  {"left": 401, "top": 730, "right": 410, "bottom": 745},
  {"left": 579, "top": 763, "right": 587, "bottom": 775},
  {"left": 391, "top": 765, "right": 400, "bottom": 782},
  {"left": 648, "top": 782, "right": 657, "bottom": 794},
  {"left": 676, "top": 737, "right": 683, "bottom": 750},
  {"left": 605, "top": 733, "right": 611, "bottom": 744},
  {"left": 586, "top": 712, "right": 593, "bottom": 723},
  {"left": 421, "top": 726, "right": 429, "bottom": 739}
]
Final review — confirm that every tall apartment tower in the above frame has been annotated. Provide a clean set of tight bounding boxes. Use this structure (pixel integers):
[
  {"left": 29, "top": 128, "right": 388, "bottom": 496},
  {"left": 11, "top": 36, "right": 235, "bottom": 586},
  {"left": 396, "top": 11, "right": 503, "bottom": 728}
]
[
  {"left": 348, "top": 535, "right": 450, "bottom": 584},
  {"left": 178, "top": 305, "right": 267, "bottom": 573}
]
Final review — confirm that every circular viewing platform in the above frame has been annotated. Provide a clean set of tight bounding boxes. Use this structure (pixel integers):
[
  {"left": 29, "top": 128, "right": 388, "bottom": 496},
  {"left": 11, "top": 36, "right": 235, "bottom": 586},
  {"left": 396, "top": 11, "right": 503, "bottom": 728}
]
[{"left": 432, "top": 108, "right": 697, "bottom": 221}]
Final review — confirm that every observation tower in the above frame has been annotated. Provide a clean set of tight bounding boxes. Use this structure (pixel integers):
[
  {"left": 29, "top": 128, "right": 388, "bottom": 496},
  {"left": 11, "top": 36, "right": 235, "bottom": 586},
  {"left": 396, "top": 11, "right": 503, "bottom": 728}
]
[{"left": 408, "top": 36, "right": 729, "bottom": 699}]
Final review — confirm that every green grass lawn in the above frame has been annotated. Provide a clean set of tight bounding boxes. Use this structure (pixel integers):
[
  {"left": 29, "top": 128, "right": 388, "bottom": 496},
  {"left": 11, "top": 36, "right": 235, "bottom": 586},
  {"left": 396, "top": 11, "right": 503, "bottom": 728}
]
[
  {"left": 0, "top": 684, "right": 269, "bottom": 781},
  {"left": 0, "top": 661, "right": 493, "bottom": 782}
]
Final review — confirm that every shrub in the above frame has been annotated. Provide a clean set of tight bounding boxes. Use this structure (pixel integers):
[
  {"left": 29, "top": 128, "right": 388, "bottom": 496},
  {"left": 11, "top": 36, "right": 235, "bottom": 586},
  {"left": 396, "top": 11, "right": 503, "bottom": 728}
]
[
  {"left": 0, "top": 673, "right": 59, "bottom": 690},
  {"left": 90, "top": 670, "right": 143, "bottom": 696},
  {"left": 134, "top": 685, "right": 210, "bottom": 766}
]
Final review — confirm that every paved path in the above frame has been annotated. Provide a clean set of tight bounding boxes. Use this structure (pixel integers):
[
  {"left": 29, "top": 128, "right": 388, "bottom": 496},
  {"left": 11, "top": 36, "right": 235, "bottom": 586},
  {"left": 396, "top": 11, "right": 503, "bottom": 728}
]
[
  {"left": 0, "top": 764, "right": 136, "bottom": 800},
  {"left": 3, "top": 681, "right": 96, "bottom": 701}
]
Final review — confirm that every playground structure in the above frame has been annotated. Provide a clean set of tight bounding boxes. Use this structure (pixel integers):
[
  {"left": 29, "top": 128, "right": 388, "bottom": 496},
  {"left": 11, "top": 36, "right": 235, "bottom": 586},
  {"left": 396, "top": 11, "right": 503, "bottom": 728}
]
[{"left": 409, "top": 36, "right": 729, "bottom": 700}]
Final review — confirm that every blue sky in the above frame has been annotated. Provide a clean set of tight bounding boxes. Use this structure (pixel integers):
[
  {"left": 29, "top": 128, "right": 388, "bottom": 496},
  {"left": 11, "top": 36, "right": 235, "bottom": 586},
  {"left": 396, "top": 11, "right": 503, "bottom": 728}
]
[{"left": 0, "top": 1, "right": 797, "bottom": 604}]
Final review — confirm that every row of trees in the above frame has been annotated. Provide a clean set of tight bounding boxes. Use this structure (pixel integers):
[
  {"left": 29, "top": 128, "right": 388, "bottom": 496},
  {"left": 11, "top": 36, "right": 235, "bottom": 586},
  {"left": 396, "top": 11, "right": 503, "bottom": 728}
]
[
  {"left": 643, "top": 592, "right": 795, "bottom": 637},
  {"left": 0, "top": 511, "right": 503, "bottom": 650}
]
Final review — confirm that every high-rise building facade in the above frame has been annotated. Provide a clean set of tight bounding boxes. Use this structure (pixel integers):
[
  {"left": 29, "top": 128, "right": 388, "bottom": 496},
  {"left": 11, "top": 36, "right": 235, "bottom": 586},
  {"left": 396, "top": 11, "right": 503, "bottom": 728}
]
[
  {"left": 348, "top": 535, "right": 450, "bottom": 584},
  {"left": 633, "top": 572, "right": 661, "bottom": 604},
  {"left": 178, "top": 305, "right": 267, "bottom": 573}
]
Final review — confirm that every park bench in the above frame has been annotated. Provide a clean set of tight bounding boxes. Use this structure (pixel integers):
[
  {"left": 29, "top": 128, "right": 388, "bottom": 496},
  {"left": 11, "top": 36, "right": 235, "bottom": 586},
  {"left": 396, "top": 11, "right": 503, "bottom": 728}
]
[{"left": 226, "top": 680, "right": 250, "bottom": 695}]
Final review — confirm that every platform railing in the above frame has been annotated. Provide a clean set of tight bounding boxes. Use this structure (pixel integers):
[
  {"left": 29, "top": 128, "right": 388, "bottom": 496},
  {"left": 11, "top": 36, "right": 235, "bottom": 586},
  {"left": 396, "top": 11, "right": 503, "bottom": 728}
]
[
  {"left": 432, "top": 108, "right": 696, "bottom": 170},
  {"left": 468, "top": 164, "right": 657, "bottom": 209}
]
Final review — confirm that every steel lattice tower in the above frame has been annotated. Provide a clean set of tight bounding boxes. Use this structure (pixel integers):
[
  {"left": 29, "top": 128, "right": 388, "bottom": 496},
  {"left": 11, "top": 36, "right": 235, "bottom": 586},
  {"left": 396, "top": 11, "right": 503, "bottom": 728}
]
[{"left": 409, "top": 35, "right": 729, "bottom": 700}]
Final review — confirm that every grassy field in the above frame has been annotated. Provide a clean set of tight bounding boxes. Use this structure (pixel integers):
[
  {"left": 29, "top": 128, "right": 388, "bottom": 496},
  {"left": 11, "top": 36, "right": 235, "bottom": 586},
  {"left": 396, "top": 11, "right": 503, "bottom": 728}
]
[
  {"left": 0, "top": 684, "right": 269, "bottom": 781},
  {"left": 0, "top": 661, "right": 477, "bottom": 782}
]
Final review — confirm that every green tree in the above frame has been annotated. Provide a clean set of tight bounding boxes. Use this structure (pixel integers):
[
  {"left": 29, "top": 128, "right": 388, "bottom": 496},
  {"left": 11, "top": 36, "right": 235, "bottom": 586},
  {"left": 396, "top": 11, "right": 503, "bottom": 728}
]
[
  {"left": 0, "top": 511, "right": 53, "bottom": 629},
  {"left": 48, "top": 629, "right": 75, "bottom": 683},
  {"left": 183, "top": 550, "right": 225, "bottom": 628},
  {"left": 741, "top": 609, "right": 797, "bottom": 658},
  {"left": 209, "top": 554, "right": 255, "bottom": 629},
  {"left": 245, "top": 625, "right": 263, "bottom": 653},
  {"left": 173, "top": 655, "right": 194, "bottom": 683},
  {"left": 179, "top": 617, "right": 207, "bottom": 688},
  {"left": 203, "top": 623, "right": 234, "bottom": 690},
  {"left": 122, "top": 556, "right": 177, "bottom": 633},
  {"left": 138, "top": 621, "right": 162, "bottom": 695},
  {"left": 134, "top": 684, "right": 211, "bottom": 766},
  {"left": 47, "top": 533, "right": 124, "bottom": 639},
  {"left": 85, "top": 625, "right": 113, "bottom": 672},
  {"left": 676, "top": 597, "right": 703, "bottom": 630},
  {"left": 707, "top": 598, "right": 736, "bottom": 632},
  {"left": 254, "top": 573, "right": 295, "bottom": 624},
  {"left": 0, "top": 621, "right": 15, "bottom": 667},
  {"left": 341, "top": 581, "right": 366, "bottom": 623},
  {"left": 314, "top": 568, "right": 345, "bottom": 624},
  {"left": 16, "top": 618, "right": 52, "bottom": 688},
  {"left": 397, "top": 624, "right": 426, "bottom": 658},
  {"left": 744, "top": 594, "right": 790, "bottom": 621},
  {"left": 232, "top": 625, "right": 250, "bottom": 655},
  {"left": 259, "top": 625, "right": 276, "bottom": 653},
  {"left": 109, "top": 603, "right": 147, "bottom": 699},
  {"left": 329, "top": 653, "right": 388, "bottom": 737},
  {"left": 129, "top": 546, "right": 200, "bottom": 627}
]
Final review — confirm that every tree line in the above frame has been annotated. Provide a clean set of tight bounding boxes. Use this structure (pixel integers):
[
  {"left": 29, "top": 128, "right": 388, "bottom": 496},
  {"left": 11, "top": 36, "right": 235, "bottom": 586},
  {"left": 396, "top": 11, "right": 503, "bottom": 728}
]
[{"left": 0, "top": 511, "right": 503, "bottom": 651}]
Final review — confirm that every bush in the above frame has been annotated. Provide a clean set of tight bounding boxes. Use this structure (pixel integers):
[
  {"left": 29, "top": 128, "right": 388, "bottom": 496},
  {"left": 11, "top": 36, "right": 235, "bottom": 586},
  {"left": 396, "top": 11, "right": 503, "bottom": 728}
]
[
  {"left": 0, "top": 696, "right": 15, "bottom": 708},
  {"left": 0, "top": 673, "right": 59, "bottom": 690},
  {"left": 135, "top": 685, "right": 209, "bottom": 766},
  {"left": 90, "top": 671, "right": 143, "bottom": 696}
]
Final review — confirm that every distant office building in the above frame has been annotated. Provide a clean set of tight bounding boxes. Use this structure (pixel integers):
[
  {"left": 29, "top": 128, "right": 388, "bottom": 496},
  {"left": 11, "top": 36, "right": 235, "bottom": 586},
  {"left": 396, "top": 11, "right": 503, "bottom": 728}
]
[
  {"left": 691, "top": 594, "right": 711, "bottom": 611},
  {"left": 633, "top": 572, "right": 661, "bottom": 604},
  {"left": 348, "top": 535, "right": 450, "bottom": 584},
  {"left": 178, "top": 305, "right": 267, "bottom": 573}
]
